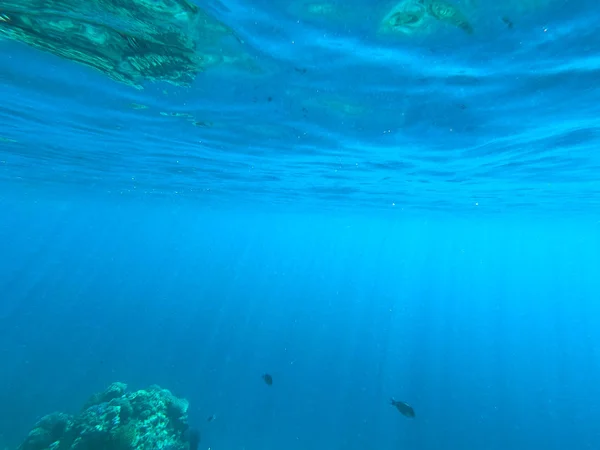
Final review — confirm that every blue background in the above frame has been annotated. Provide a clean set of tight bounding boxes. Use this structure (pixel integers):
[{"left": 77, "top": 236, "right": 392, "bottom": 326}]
[{"left": 1, "top": 195, "right": 600, "bottom": 450}]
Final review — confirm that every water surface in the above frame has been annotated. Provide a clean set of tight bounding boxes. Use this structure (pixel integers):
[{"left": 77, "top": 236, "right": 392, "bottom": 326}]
[{"left": 1, "top": 0, "right": 598, "bottom": 212}]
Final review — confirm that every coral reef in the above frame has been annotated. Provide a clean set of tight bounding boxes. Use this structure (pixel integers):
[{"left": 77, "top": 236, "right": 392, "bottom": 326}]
[
  {"left": 379, "top": 0, "right": 473, "bottom": 36},
  {"left": 16, "top": 382, "right": 193, "bottom": 450},
  {"left": 0, "top": 0, "right": 250, "bottom": 88}
]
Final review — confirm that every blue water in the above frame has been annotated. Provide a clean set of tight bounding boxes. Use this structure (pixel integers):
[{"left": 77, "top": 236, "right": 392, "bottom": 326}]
[{"left": 2, "top": 1, "right": 600, "bottom": 450}]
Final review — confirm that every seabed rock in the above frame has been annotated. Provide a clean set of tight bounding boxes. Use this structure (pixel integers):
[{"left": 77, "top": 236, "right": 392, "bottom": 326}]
[
  {"left": 17, "top": 382, "right": 192, "bottom": 450},
  {"left": 0, "top": 0, "right": 249, "bottom": 88},
  {"left": 379, "top": 0, "right": 473, "bottom": 36}
]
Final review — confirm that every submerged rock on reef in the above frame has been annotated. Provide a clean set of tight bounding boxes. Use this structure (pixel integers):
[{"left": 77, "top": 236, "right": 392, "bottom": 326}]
[
  {"left": 0, "top": 0, "right": 250, "bottom": 88},
  {"left": 378, "top": 0, "right": 560, "bottom": 37},
  {"left": 379, "top": 0, "right": 473, "bottom": 36},
  {"left": 17, "top": 382, "right": 193, "bottom": 450}
]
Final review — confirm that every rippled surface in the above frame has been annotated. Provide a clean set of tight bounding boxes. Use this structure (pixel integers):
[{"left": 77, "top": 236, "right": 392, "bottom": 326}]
[{"left": 1, "top": 0, "right": 599, "bottom": 213}]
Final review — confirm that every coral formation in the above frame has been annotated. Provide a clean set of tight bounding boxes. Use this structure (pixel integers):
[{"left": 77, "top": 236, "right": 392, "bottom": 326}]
[
  {"left": 380, "top": 0, "right": 473, "bottom": 35},
  {"left": 16, "top": 382, "right": 193, "bottom": 450},
  {"left": 0, "top": 0, "right": 250, "bottom": 88}
]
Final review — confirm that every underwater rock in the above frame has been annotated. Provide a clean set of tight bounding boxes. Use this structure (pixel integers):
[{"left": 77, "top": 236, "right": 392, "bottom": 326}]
[
  {"left": 425, "top": 0, "right": 473, "bottom": 34},
  {"left": 379, "top": 0, "right": 560, "bottom": 37},
  {"left": 16, "top": 382, "right": 192, "bottom": 450},
  {"left": 379, "top": 0, "right": 473, "bottom": 35},
  {"left": 17, "top": 413, "right": 73, "bottom": 450},
  {"left": 380, "top": 0, "right": 429, "bottom": 35},
  {"left": 0, "top": 0, "right": 249, "bottom": 88},
  {"left": 82, "top": 382, "right": 128, "bottom": 410}
]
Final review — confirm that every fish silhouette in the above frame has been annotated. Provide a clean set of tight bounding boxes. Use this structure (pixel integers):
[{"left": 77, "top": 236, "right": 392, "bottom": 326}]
[
  {"left": 262, "top": 373, "right": 273, "bottom": 386},
  {"left": 390, "top": 398, "right": 415, "bottom": 418}
]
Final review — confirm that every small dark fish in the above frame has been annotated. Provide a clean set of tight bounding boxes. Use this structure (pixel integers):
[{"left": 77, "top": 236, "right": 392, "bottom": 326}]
[
  {"left": 390, "top": 398, "right": 415, "bottom": 418},
  {"left": 207, "top": 414, "right": 216, "bottom": 422},
  {"left": 262, "top": 373, "right": 273, "bottom": 386},
  {"left": 501, "top": 16, "right": 514, "bottom": 28},
  {"left": 188, "top": 429, "right": 201, "bottom": 450}
]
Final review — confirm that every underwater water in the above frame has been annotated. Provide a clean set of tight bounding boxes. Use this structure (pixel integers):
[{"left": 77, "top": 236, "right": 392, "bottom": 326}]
[{"left": 1, "top": 0, "right": 600, "bottom": 450}]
